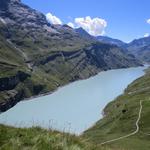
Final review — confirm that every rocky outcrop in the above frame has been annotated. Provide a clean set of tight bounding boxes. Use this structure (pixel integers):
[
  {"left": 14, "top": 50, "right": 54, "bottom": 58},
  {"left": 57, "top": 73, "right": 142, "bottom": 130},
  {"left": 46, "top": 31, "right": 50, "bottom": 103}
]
[
  {"left": 0, "top": 71, "right": 30, "bottom": 91},
  {"left": 0, "top": 71, "right": 31, "bottom": 112},
  {"left": 0, "top": 0, "right": 47, "bottom": 26},
  {"left": 0, "top": 89, "right": 24, "bottom": 112}
]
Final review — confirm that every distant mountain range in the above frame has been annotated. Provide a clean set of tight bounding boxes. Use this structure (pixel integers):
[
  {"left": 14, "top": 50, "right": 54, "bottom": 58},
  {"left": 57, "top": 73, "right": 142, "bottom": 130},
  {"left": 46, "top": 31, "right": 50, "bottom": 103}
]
[
  {"left": 75, "top": 27, "right": 127, "bottom": 47},
  {"left": 97, "top": 36, "right": 150, "bottom": 63},
  {"left": 96, "top": 36, "right": 127, "bottom": 48},
  {"left": 127, "top": 36, "right": 150, "bottom": 63},
  {"left": 76, "top": 27, "right": 150, "bottom": 63}
]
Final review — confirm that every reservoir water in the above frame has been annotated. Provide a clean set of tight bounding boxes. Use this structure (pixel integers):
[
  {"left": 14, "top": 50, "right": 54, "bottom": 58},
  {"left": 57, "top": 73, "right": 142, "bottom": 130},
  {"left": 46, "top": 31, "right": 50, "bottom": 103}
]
[{"left": 0, "top": 67, "right": 146, "bottom": 134}]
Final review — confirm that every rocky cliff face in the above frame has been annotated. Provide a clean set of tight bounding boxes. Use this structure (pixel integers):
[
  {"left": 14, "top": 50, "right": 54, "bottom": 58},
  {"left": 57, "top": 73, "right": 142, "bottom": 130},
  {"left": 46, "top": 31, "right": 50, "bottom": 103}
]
[
  {"left": 0, "top": 89, "right": 24, "bottom": 112},
  {"left": 0, "top": 71, "right": 30, "bottom": 91},
  {"left": 0, "top": 0, "right": 142, "bottom": 112},
  {"left": 0, "top": 70, "right": 30, "bottom": 112}
]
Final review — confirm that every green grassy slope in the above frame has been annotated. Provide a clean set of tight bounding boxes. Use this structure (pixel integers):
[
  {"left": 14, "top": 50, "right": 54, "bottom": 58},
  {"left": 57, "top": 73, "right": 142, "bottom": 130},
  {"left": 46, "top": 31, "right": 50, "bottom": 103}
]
[
  {"left": 83, "top": 68, "right": 150, "bottom": 150},
  {"left": 0, "top": 124, "right": 113, "bottom": 150},
  {"left": 0, "top": 125, "right": 89, "bottom": 150}
]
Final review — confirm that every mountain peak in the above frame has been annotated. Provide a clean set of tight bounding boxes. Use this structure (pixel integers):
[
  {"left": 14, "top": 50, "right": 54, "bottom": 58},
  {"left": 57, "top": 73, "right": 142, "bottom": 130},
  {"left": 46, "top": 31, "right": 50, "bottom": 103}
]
[{"left": 75, "top": 27, "right": 95, "bottom": 41}]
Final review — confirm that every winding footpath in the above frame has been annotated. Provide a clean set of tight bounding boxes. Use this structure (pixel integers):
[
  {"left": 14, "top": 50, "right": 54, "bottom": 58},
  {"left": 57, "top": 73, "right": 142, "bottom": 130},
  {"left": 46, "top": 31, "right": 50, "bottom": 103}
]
[{"left": 100, "top": 99, "right": 149, "bottom": 145}]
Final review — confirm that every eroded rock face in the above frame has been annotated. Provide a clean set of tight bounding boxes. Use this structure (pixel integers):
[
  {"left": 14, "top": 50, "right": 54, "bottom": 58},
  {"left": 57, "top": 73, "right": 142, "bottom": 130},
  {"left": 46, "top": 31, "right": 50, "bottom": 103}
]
[
  {"left": 0, "top": 0, "right": 47, "bottom": 27},
  {"left": 0, "top": 89, "right": 24, "bottom": 112},
  {"left": 0, "top": 0, "right": 88, "bottom": 59},
  {"left": 0, "top": 71, "right": 30, "bottom": 91}
]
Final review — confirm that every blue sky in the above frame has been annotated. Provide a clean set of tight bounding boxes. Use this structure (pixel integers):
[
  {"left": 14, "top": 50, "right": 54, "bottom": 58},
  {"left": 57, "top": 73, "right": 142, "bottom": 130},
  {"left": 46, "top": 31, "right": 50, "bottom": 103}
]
[{"left": 22, "top": 0, "right": 150, "bottom": 42}]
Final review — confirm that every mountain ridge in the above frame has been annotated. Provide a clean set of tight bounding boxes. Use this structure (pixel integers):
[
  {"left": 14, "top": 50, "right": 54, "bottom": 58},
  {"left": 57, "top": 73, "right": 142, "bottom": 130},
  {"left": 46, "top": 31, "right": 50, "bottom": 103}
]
[
  {"left": 96, "top": 36, "right": 127, "bottom": 48},
  {"left": 127, "top": 36, "right": 150, "bottom": 63},
  {"left": 75, "top": 27, "right": 150, "bottom": 64}
]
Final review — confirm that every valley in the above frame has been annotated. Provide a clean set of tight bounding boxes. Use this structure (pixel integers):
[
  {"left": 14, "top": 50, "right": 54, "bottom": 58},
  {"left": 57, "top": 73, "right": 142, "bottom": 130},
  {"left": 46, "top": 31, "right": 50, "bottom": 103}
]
[{"left": 0, "top": 0, "right": 150, "bottom": 150}]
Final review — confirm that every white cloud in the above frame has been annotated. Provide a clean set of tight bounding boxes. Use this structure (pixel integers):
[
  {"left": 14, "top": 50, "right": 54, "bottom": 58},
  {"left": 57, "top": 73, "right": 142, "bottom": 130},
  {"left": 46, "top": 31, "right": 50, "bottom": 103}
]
[
  {"left": 147, "top": 19, "right": 150, "bottom": 24},
  {"left": 74, "top": 16, "right": 107, "bottom": 36},
  {"left": 144, "top": 33, "right": 150, "bottom": 37},
  {"left": 45, "top": 13, "right": 107, "bottom": 36},
  {"left": 67, "top": 22, "right": 74, "bottom": 28},
  {"left": 46, "top": 12, "right": 62, "bottom": 25}
]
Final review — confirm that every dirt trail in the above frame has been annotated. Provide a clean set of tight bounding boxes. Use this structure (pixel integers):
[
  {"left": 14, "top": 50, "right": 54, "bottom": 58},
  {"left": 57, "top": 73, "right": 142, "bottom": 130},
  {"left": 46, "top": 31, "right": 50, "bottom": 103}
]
[{"left": 100, "top": 99, "right": 150, "bottom": 145}]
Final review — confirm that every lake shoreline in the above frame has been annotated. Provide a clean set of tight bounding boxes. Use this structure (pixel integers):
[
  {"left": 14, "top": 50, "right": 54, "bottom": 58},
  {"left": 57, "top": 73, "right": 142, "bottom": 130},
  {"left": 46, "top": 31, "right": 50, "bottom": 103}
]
[
  {"left": 0, "top": 66, "right": 147, "bottom": 135},
  {"left": 0, "top": 66, "right": 139, "bottom": 113},
  {"left": 79, "top": 67, "right": 148, "bottom": 136},
  {"left": 22, "top": 66, "right": 144, "bottom": 102}
]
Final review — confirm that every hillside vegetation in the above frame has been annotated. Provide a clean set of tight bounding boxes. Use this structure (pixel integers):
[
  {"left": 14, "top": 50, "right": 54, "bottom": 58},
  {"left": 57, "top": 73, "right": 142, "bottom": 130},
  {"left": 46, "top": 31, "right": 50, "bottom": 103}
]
[
  {"left": 83, "top": 68, "right": 150, "bottom": 150},
  {"left": 0, "top": 124, "right": 115, "bottom": 150}
]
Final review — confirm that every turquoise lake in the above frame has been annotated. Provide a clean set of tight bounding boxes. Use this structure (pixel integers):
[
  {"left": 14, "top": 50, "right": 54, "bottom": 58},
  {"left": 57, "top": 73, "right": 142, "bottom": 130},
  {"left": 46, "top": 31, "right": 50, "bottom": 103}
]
[{"left": 0, "top": 67, "right": 146, "bottom": 134}]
